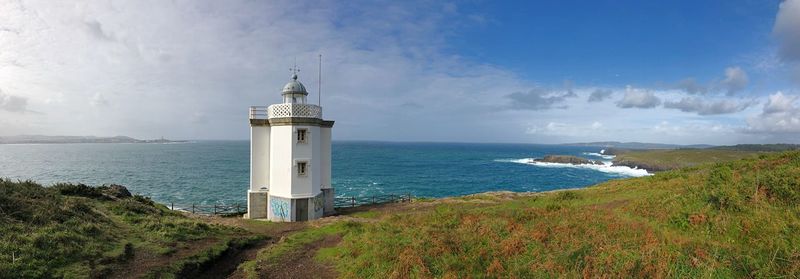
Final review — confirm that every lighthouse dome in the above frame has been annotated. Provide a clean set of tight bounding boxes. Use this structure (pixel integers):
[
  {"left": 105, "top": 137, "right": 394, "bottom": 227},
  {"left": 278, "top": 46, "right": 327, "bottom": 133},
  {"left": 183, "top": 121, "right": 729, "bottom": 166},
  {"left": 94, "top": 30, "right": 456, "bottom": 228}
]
[{"left": 282, "top": 74, "right": 308, "bottom": 95}]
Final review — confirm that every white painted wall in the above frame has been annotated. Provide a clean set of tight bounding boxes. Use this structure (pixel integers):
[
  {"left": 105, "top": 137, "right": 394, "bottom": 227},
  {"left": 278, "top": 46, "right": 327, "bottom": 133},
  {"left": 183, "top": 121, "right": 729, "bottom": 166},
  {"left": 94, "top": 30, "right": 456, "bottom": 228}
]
[
  {"left": 269, "top": 126, "right": 294, "bottom": 198},
  {"left": 321, "top": 127, "right": 332, "bottom": 189},
  {"left": 290, "top": 126, "right": 321, "bottom": 197},
  {"left": 250, "top": 126, "right": 270, "bottom": 191}
]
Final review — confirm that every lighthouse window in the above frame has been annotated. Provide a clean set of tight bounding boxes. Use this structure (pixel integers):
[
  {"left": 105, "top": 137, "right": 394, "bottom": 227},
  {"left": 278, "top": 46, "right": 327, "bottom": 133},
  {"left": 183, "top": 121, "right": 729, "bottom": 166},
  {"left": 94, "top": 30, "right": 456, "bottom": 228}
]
[
  {"left": 297, "top": 129, "right": 307, "bottom": 143},
  {"left": 297, "top": 162, "right": 307, "bottom": 176}
]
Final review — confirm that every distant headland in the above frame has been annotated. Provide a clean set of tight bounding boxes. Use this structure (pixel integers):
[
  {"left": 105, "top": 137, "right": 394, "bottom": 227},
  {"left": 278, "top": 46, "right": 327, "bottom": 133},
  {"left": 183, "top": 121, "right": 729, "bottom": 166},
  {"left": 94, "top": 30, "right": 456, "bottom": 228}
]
[
  {"left": 561, "top": 141, "right": 714, "bottom": 149},
  {"left": 0, "top": 135, "right": 187, "bottom": 144}
]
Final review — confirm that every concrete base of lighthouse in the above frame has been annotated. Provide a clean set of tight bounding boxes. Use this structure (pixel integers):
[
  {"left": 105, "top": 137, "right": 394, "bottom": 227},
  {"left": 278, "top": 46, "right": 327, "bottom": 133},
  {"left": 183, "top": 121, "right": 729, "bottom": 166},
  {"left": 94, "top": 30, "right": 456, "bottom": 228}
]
[
  {"left": 246, "top": 190, "right": 269, "bottom": 219},
  {"left": 322, "top": 188, "right": 335, "bottom": 216},
  {"left": 264, "top": 193, "right": 326, "bottom": 222},
  {"left": 249, "top": 190, "right": 335, "bottom": 221}
]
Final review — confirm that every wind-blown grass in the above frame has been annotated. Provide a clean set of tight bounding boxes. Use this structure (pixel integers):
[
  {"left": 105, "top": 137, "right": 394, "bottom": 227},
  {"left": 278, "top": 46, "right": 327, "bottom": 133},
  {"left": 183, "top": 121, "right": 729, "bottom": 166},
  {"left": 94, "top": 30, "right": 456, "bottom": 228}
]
[
  {"left": 0, "top": 180, "right": 245, "bottom": 278},
  {"left": 319, "top": 151, "right": 800, "bottom": 278},
  {"left": 613, "top": 149, "right": 761, "bottom": 171}
]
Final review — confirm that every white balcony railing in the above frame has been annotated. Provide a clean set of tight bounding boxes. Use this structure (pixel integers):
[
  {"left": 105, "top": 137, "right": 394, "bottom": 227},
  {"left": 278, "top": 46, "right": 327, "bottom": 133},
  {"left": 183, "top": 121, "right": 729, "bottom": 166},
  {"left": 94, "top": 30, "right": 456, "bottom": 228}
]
[
  {"left": 249, "top": 106, "right": 268, "bottom": 119},
  {"left": 267, "top": 103, "right": 322, "bottom": 119}
]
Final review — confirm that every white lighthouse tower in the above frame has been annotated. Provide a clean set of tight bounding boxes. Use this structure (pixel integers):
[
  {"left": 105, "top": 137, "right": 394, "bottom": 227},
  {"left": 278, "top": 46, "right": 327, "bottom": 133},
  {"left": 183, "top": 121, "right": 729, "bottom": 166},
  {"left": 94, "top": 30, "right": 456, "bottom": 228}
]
[{"left": 246, "top": 68, "right": 334, "bottom": 221}]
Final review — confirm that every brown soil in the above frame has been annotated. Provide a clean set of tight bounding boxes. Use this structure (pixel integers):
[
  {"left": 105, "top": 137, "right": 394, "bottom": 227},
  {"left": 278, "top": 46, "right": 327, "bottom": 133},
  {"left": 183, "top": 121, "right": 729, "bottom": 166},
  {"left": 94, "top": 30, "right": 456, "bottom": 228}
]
[
  {"left": 196, "top": 238, "right": 270, "bottom": 279},
  {"left": 111, "top": 238, "right": 221, "bottom": 279},
  {"left": 244, "top": 234, "right": 343, "bottom": 279}
]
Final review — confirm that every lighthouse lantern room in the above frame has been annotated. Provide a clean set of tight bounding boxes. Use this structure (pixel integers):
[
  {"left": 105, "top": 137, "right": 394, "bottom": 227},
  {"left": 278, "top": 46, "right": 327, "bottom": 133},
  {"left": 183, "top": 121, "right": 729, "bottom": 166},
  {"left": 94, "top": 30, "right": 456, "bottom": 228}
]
[{"left": 246, "top": 68, "right": 334, "bottom": 221}]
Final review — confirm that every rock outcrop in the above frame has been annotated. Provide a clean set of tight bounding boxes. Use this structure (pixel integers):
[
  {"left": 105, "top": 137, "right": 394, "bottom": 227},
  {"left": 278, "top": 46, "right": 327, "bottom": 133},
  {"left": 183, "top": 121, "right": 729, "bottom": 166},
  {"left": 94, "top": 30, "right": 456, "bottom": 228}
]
[
  {"left": 535, "top": 155, "right": 604, "bottom": 165},
  {"left": 102, "top": 184, "right": 132, "bottom": 199}
]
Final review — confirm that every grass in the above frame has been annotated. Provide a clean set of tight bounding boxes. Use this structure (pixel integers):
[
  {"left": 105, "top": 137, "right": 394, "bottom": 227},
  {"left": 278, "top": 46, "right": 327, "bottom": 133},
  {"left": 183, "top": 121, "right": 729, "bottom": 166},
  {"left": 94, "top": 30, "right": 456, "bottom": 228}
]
[
  {"left": 239, "top": 221, "right": 361, "bottom": 278},
  {"left": 613, "top": 149, "right": 762, "bottom": 171},
  {"left": 351, "top": 210, "right": 380, "bottom": 219},
  {"left": 0, "top": 180, "right": 249, "bottom": 278},
  {"left": 145, "top": 236, "right": 263, "bottom": 278},
  {"left": 313, "top": 151, "right": 800, "bottom": 278}
]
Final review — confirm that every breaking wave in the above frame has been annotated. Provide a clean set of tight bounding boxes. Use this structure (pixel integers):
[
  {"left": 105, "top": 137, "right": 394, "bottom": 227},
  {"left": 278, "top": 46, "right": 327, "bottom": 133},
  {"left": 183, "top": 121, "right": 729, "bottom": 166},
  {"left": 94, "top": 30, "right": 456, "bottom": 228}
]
[
  {"left": 582, "top": 152, "right": 616, "bottom": 160},
  {"left": 495, "top": 158, "right": 650, "bottom": 177}
]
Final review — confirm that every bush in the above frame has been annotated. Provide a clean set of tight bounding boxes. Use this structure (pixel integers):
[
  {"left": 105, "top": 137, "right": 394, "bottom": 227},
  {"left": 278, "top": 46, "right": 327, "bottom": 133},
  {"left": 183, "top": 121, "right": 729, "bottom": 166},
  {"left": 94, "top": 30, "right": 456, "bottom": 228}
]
[
  {"left": 705, "top": 165, "right": 745, "bottom": 211},
  {"left": 0, "top": 179, "right": 58, "bottom": 223},
  {"left": 51, "top": 183, "right": 105, "bottom": 199},
  {"left": 761, "top": 167, "right": 800, "bottom": 204},
  {"left": 554, "top": 191, "right": 580, "bottom": 201}
]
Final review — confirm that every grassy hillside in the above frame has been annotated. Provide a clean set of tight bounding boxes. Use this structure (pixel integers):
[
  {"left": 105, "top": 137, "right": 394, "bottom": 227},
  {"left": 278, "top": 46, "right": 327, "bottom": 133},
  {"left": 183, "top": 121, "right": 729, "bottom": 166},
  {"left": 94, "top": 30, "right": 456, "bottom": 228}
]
[
  {"left": 0, "top": 180, "right": 259, "bottom": 278},
  {"left": 611, "top": 144, "right": 800, "bottom": 171},
  {"left": 612, "top": 149, "right": 761, "bottom": 171},
  {"left": 276, "top": 151, "right": 800, "bottom": 278}
]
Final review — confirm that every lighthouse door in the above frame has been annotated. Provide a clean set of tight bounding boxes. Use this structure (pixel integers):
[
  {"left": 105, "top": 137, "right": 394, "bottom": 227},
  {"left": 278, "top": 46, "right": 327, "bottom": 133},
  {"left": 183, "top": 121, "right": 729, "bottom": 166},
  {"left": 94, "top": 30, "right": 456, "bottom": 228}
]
[{"left": 296, "top": 199, "right": 308, "bottom": 221}]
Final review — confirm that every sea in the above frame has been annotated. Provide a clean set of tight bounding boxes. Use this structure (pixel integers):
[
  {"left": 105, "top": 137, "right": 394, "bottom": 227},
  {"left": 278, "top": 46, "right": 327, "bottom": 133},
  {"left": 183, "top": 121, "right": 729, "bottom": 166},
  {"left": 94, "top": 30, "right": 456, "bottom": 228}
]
[{"left": 0, "top": 141, "right": 648, "bottom": 207}]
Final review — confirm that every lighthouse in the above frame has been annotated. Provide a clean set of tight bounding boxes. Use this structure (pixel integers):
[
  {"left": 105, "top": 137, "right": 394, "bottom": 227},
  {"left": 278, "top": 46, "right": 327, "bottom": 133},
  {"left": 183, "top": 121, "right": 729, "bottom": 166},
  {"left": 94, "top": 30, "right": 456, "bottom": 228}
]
[{"left": 246, "top": 68, "right": 334, "bottom": 221}]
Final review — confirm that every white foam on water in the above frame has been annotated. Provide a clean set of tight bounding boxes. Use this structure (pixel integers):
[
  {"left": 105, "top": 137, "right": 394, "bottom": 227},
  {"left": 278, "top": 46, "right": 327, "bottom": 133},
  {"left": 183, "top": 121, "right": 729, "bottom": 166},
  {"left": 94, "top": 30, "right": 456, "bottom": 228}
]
[
  {"left": 495, "top": 158, "right": 651, "bottom": 177},
  {"left": 582, "top": 152, "right": 616, "bottom": 160}
]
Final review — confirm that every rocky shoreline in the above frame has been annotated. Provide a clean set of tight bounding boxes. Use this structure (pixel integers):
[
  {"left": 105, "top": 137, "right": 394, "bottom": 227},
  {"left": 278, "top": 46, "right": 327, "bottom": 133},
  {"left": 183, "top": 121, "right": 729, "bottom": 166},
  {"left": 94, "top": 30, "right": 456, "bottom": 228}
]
[
  {"left": 535, "top": 154, "right": 662, "bottom": 173},
  {"left": 534, "top": 155, "right": 605, "bottom": 165},
  {"left": 610, "top": 159, "right": 673, "bottom": 172}
]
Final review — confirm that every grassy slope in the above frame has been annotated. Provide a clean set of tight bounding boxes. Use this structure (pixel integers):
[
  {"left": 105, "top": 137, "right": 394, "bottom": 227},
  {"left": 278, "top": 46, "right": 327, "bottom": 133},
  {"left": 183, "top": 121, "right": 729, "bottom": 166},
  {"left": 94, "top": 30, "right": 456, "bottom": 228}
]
[
  {"left": 0, "top": 181, "right": 256, "bottom": 278},
  {"left": 301, "top": 151, "right": 800, "bottom": 278},
  {"left": 612, "top": 149, "right": 761, "bottom": 171}
]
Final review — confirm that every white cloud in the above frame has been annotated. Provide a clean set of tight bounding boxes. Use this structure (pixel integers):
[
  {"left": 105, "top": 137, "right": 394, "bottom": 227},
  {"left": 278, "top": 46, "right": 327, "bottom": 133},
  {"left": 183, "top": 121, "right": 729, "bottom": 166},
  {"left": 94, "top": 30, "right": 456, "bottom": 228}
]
[
  {"left": 745, "top": 92, "right": 800, "bottom": 134},
  {"left": 721, "top": 66, "right": 749, "bottom": 95},
  {"left": 675, "top": 78, "right": 708, "bottom": 95},
  {"left": 616, "top": 86, "right": 661, "bottom": 108},
  {"left": 773, "top": 0, "right": 800, "bottom": 84},
  {"left": 0, "top": 0, "right": 792, "bottom": 144},
  {"left": 0, "top": 89, "right": 29, "bottom": 113},
  {"left": 774, "top": 0, "right": 800, "bottom": 62},
  {"left": 663, "top": 97, "right": 755, "bottom": 115},
  {"left": 0, "top": 0, "right": 526, "bottom": 140},
  {"left": 525, "top": 121, "right": 603, "bottom": 136},
  {"left": 587, "top": 89, "right": 612, "bottom": 102},
  {"left": 507, "top": 87, "right": 576, "bottom": 110},
  {"left": 90, "top": 93, "right": 109, "bottom": 107},
  {"left": 763, "top": 91, "right": 798, "bottom": 114}
]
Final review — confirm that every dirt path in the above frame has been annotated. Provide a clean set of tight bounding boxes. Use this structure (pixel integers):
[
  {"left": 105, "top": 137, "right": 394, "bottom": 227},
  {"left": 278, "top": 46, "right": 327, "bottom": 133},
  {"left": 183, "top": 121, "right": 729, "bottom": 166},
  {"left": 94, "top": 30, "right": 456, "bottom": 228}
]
[
  {"left": 132, "top": 201, "right": 416, "bottom": 278},
  {"left": 235, "top": 234, "right": 342, "bottom": 279},
  {"left": 111, "top": 238, "right": 221, "bottom": 279},
  {"left": 195, "top": 238, "right": 271, "bottom": 279}
]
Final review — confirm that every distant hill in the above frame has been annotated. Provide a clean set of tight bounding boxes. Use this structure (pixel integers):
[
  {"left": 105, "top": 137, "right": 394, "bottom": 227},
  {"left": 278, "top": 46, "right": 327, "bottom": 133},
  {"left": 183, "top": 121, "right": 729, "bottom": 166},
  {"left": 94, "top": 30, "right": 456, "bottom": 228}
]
[
  {"left": 610, "top": 144, "right": 800, "bottom": 172},
  {"left": 562, "top": 141, "right": 714, "bottom": 149},
  {"left": 0, "top": 135, "right": 186, "bottom": 144},
  {"left": 709, "top": 144, "right": 800, "bottom": 152}
]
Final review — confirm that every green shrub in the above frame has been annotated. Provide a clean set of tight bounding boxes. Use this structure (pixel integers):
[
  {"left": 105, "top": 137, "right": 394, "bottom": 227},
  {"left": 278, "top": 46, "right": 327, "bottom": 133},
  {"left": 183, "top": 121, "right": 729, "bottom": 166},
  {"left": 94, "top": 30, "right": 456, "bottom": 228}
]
[
  {"left": 705, "top": 165, "right": 744, "bottom": 210},
  {"left": 554, "top": 191, "right": 580, "bottom": 201},
  {"left": 761, "top": 167, "right": 800, "bottom": 204},
  {"left": 133, "top": 195, "right": 157, "bottom": 207},
  {"left": 51, "top": 183, "right": 105, "bottom": 199},
  {"left": 0, "top": 179, "right": 239, "bottom": 277}
]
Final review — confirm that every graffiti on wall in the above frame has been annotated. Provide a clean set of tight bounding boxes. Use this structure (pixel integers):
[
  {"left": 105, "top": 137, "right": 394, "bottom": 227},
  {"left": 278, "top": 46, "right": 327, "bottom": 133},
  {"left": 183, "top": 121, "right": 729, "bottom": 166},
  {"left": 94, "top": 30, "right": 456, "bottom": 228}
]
[
  {"left": 270, "top": 196, "right": 289, "bottom": 221},
  {"left": 313, "top": 193, "right": 324, "bottom": 213}
]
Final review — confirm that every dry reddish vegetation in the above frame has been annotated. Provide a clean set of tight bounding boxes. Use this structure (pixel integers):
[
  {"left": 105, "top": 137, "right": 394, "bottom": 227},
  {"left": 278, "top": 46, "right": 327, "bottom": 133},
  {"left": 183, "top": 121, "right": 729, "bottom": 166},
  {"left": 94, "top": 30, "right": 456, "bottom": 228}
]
[{"left": 312, "top": 151, "right": 800, "bottom": 278}]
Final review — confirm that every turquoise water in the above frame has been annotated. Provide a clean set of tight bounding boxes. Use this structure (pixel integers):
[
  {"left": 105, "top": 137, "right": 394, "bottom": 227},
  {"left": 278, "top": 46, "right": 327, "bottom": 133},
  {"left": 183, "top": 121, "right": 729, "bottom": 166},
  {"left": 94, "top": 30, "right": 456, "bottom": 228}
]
[{"left": 0, "top": 141, "right": 646, "bottom": 206}]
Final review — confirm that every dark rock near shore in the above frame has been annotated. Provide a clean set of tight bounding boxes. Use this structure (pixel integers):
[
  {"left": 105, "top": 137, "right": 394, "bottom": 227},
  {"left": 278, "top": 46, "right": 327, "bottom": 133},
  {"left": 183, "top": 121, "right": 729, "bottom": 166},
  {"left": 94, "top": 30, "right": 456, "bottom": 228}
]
[
  {"left": 102, "top": 184, "right": 132, "bottom": 199},
  {"left": 52, "top": 183, "right": 134, "bottom": 200},
  {"left": 611, "top": 160, "right": 674, "bottom": 172},
  {"left": 535, "top": 155, "right": 604, "bottom": 165}
]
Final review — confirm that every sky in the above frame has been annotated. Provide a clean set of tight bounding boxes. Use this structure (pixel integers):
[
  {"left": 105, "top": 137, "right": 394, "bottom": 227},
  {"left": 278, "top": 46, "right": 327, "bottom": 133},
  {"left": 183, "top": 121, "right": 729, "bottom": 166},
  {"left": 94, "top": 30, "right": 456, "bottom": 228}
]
[{"left": 1, "top": 0, "right": 800, "bottom": 144}]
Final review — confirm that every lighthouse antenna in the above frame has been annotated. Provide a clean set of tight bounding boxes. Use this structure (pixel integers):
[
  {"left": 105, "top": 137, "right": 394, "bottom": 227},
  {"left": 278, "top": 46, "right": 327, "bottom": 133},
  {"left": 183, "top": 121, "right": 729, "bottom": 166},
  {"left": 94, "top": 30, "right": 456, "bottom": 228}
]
[
  {"left": 318, "top": 54, "right": 322, "bottom": 106},
  {"left": 290, "top": 57, "right": 300, "bottom": 76}
]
